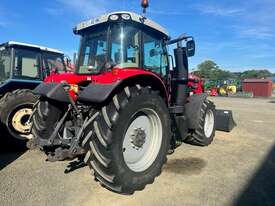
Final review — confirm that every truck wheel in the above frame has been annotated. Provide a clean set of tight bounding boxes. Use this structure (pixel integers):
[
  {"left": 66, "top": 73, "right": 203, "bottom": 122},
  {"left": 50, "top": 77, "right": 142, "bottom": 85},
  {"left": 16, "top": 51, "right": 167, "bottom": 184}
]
[
  {"left": 82, "top": 86, "right": 171, "bottom": 194},
  {"left": 0, "top": 89, "right": 38, "bottom": 147},
  {"left": 32, "top": 99, "right": 62, "bottom": 141},
  {"left": 184, "top": 99, "right": 216, "bottom": 146}
]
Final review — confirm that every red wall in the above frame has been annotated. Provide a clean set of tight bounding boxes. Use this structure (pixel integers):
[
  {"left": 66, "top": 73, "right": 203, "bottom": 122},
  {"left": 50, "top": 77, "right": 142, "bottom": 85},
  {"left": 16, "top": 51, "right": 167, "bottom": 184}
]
[{"left": 243, "top": 79, "right": 272, "bottom": 97}]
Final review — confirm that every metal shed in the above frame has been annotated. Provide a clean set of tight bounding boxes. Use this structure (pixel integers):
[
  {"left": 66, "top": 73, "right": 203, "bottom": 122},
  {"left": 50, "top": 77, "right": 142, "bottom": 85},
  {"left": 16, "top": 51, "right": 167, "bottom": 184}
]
[{"left": 243, "top": 79, "right": 272, "bottom": 97}]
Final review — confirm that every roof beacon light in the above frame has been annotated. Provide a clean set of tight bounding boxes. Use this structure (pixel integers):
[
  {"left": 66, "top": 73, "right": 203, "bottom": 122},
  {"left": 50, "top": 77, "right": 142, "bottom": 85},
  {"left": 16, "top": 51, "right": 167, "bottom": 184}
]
[
  {"left": 141, "top": 0, "right": 149, "bottom": 9},
  {"left": 141, "top": 0, "right": 149, "bottom": 17}
]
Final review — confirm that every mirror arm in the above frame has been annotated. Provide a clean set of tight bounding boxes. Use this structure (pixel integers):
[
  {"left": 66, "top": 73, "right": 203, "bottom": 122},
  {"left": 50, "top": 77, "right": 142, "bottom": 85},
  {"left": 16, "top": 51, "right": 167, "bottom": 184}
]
[{"left": 166, "top": 34, "right": 194, "bottom": 45}]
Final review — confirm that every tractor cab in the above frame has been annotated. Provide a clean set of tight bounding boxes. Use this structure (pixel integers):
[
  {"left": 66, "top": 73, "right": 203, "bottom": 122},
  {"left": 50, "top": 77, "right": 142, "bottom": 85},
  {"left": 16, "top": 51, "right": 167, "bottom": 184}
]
[
  {"left": 74, "top": 12, "right": 170, "bottom": 77},
  {"left": 0, "top": 41, "right": 66, "bottom": 145},
  {"left": 0, "top": 41, "right": 66, "bottom": 87}
]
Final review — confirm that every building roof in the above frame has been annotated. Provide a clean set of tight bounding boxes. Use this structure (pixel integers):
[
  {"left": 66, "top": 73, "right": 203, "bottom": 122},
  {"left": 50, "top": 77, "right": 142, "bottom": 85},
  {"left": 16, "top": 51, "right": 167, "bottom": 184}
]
[
  {"left": 1, "top": 41, "right": 63, "bottom": 54},
  {"left": 74, "top": 11, "right": 169, "bottom": 37},
  {"left": 243, "top": 79, "right": 272, "bottom": 83}
]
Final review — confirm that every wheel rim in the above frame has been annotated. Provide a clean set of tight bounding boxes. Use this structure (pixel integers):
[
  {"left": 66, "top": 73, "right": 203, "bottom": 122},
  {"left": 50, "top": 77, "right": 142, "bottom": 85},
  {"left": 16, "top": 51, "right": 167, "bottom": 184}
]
[
  {"left": 204, "top": 110, "right": 214, "bottom": 138},
  {"left": 122, "top": 108, "right": 163, "bottom": 172},
  {"left": 11, "top": 107, "right": 33, "bottom": 139}
]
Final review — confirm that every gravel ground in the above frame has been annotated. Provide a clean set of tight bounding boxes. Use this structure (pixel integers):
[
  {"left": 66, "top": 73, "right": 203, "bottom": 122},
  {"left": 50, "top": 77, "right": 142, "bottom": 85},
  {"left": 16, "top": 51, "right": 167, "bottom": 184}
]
[{"left": 0, "top": 97, "right": 275, "bottom": 206}]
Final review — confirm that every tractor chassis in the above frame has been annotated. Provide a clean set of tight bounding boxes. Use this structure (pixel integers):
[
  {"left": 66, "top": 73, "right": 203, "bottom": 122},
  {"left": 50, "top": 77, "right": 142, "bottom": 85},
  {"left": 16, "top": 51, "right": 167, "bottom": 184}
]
[{"left": 28, "top": 97, "right": 90, "bottom": 161}]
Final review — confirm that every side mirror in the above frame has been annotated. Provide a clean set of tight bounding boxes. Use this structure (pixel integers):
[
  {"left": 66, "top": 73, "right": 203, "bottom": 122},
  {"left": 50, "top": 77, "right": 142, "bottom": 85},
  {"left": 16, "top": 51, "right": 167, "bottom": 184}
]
[{"left": 186, "top": 40, "right": 195, "bottom": 57}]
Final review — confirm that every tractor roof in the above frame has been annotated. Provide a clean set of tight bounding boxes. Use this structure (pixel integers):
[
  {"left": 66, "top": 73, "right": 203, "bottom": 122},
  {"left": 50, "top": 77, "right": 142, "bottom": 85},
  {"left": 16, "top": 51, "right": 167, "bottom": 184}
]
[
  {"left": 0, "top": 41, "right": 63, "bottom": 54},
  {"left": 74, "top": 11, "right": 169, "bottom": 38}
]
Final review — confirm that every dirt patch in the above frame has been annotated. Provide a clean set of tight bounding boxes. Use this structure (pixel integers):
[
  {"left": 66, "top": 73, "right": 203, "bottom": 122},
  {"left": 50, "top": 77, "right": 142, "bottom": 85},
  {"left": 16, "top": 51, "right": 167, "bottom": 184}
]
[{"left": 164, "top": 157, "right": 206, "bottom": 175}]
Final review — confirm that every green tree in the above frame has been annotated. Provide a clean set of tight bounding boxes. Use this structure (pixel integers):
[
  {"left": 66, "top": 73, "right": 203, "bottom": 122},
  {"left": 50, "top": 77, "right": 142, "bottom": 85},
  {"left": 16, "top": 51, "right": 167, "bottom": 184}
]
[
  {"left": 240, "top": 69, "right": 272, "bottom": 79},
  {"left": 194, "top": 60, "right": 233, "bottom": 80},
  {"left": 194, "top": 60, "right": 219, "bottom": 79}
]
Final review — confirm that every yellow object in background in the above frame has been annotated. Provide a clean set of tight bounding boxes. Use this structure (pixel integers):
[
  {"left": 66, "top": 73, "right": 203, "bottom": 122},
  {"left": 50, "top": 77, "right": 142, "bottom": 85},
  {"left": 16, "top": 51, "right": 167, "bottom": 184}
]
[
  {"left": 219, "top": 85, "right": 237, "bottom": 96},
  {"left": 227, "top": 85, "right": 237, "bottom": 94}
]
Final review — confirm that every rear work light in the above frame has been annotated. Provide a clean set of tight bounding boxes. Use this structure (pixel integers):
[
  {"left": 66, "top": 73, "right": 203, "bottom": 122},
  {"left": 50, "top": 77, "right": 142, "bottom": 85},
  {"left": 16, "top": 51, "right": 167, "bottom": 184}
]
[
  {"left": 109, "top": 14, "right": 119, "bottom": 21},
  {"left": 121, "top": 14, "right": 131, "bottom": 20}
]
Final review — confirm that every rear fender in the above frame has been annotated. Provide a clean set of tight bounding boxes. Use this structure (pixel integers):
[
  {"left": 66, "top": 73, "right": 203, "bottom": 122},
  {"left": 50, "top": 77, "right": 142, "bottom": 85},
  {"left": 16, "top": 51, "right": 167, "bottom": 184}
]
[
  {"left": 185, "top": 94, "right": 207, "bottom": 129},
  {"left": 78, "top": 74, "right": 168, "bottom": 104}
]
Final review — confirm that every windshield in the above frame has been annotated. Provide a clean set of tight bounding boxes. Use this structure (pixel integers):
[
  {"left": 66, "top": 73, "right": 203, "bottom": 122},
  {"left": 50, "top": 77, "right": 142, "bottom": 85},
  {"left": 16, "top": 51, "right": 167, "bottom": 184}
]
[
  {"left": 0, "top": 48, "right": 11, "bottom": 83},
  {"left": 76, "top": 24, "right": 140, "bottom": 74}
]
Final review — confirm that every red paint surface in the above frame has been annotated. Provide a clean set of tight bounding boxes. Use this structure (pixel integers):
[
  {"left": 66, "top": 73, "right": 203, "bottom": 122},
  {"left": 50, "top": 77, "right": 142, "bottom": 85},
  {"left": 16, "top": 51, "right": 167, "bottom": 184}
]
[
  {"left": 188, "top": 74, "right": 203, "bottom": 94},
  {"left": 243, "top": 79, "right": 272, "bottom": 97},
  {"left": 44, "top": 67, "right": 169, "bottom": 100},
  {"left": 44, "top": 68, "right": 205, "bottom": 102},
  {"left": 210, "top": 88, "right": 218, "bottom": 96}
]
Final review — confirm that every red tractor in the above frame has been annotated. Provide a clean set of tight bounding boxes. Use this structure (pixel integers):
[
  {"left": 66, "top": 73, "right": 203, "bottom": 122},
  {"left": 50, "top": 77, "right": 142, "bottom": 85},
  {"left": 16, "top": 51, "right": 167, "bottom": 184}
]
[{"left": 29, "top": 2, "right": 216, "bottom": 194}]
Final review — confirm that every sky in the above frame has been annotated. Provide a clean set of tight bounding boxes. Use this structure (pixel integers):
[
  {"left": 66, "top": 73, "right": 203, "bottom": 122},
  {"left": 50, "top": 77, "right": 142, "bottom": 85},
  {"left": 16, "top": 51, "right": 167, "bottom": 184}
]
[{"left": 0, "top": 0, "right": 275, "bottom": 72}]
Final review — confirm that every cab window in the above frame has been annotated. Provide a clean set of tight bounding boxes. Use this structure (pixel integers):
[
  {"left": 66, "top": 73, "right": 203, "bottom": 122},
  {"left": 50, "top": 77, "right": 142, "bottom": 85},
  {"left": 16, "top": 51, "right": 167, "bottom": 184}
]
[
  {"left": 0, "top": 48, "right": 11, "bottom": 82},
  {"left": 78, "top": 30, "right": 108, "bottom": 74},
  {"left": 110, "top": 24, "right": 140, "bottom": 68},
  {"left": 13, "top": 49, "right": 40, "bottom": 79},
  {"left": 42, "top": 53, "right": 65, "bottom": 76},
  {"left": 143, "top": 33, "right": 168, "bottom": 76}
]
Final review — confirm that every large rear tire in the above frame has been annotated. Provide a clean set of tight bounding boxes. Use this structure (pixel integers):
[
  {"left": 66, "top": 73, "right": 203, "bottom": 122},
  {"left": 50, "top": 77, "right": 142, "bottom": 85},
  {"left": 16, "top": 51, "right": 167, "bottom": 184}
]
[
  {"left": 184, "top": 99, "right": 216, "bottom": 146},
  {"left": 82, "top": 86, "right": 171, "bottom": 194},
  {"left": 0, "top": 89, "right": 38, "bottom": 148}
]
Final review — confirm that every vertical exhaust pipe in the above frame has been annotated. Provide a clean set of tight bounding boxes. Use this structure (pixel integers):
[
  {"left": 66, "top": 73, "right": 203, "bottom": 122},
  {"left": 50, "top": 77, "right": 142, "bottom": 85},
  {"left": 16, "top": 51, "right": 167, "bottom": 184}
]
[{"left": 173, "top": 46, "right": 189, "bottom": 107}]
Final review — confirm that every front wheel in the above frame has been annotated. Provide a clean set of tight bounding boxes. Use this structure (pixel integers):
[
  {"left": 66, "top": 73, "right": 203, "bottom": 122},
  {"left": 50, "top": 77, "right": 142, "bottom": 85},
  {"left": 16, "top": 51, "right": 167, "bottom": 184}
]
[
  {"left": 82, "top": 86, "right": 171, "bottom": 194},
  {"left": 184, "top": 99, "right": 216, "bottom": 146},
  {"left": 0, "top": 89, "right": 38, "bottom": 147}
]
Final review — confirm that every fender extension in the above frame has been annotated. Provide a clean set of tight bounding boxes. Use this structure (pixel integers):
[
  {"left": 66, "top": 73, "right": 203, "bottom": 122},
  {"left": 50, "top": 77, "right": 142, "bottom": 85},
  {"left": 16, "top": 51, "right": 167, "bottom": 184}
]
[
  {"left": 33, "top": 82, "right": 70, "bottom": 103},
  {"left": 77, "top": 82, "right": 120, "bottom": 103},
  {"left": 34, "top": 82, "right": 120, "bottom": 104}
]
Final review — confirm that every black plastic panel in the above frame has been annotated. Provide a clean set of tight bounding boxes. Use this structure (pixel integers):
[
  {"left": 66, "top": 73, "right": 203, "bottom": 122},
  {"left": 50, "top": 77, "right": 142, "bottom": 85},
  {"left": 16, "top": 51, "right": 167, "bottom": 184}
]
[
  {"left": 78, "top": 82, "right": 119, "bottom": 103},
  {"left": 34, "top": 82, "right": 70, "bottom": 103}
]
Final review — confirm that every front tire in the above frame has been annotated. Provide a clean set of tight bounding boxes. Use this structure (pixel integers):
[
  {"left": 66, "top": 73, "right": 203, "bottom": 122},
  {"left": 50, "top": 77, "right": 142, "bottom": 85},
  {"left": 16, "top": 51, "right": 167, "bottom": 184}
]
[
  {"left": 82, "top": 86, "right": 171, "bottom": 194},
  {"left": 0, "top": 89, "right": 38, "bottom": 147},
  {"left": 184, "top": 99, "right": 216, "bottom": 146},
  {"left": 32, "top": 99, "right": 62, "bottom": 141}
]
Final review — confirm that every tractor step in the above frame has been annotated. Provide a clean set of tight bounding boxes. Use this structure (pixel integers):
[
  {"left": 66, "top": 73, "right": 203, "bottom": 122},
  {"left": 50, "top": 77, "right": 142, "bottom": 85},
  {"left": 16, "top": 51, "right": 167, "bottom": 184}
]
[{"left": 169, "top": 106, "right": 184, "bottom": 114}]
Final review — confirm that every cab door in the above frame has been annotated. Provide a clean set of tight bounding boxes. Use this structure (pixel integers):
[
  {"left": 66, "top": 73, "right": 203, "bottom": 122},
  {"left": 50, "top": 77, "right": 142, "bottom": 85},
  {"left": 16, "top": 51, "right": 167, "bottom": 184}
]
[{"left": 142, "top": 32, "right": 169, "bottom": 77}]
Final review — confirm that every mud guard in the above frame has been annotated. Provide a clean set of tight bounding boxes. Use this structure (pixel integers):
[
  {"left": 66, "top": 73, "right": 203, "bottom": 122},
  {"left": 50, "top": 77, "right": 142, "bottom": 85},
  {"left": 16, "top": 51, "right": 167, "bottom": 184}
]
[
  {"left": 33, "top": 82, "right": 70, "bottom": 103},
  {"left": 78, "top": 82, "right": 120, "bottom": 103},
  {"left": 185, "top": 93, "right": 208, "bottom": 129}
]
